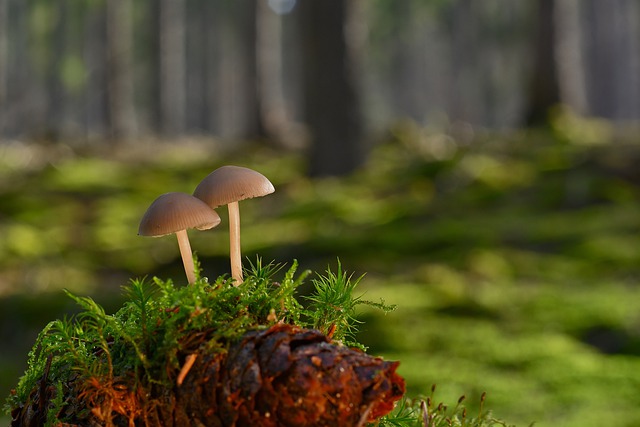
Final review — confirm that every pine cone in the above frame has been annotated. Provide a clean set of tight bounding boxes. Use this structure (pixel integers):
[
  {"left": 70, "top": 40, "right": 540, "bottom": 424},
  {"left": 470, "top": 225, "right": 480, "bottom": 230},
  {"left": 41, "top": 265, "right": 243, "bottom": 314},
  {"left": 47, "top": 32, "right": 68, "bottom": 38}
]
[{"left": 12, "top": 324, "right": 405, "bottom": 427}]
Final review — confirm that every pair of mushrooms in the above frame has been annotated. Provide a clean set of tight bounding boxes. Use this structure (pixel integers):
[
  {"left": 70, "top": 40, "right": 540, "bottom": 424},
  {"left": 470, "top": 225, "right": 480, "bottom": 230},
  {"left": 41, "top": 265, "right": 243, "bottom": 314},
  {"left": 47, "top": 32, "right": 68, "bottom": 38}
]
[{"left": 138, "top": 165, "right": 275, "bottom": 285}]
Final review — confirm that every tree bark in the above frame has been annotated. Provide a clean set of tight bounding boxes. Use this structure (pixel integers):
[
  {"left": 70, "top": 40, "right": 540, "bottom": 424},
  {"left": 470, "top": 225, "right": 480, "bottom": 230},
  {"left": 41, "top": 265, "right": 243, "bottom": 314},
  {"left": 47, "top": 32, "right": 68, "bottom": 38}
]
[{"left": 299, "top": 0, "right": 366, "bottom": 177}]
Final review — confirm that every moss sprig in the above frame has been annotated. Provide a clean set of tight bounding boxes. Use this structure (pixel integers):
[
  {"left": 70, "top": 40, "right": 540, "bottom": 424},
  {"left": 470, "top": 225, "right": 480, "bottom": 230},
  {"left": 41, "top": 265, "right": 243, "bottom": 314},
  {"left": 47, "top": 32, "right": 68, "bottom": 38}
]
[
  {"left": 304, "top": 259, "right": 396, "bottom": 349},
  {"left": 379, "top": 385, "right": 522, "bottom": 427}
]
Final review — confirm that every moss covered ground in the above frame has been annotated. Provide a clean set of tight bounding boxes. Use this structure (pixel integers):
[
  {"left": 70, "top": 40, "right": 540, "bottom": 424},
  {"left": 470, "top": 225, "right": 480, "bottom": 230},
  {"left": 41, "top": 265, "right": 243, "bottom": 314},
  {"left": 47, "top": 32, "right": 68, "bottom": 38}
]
[{"left": 2, "top": 121, "right": 640, "bottom": 425}]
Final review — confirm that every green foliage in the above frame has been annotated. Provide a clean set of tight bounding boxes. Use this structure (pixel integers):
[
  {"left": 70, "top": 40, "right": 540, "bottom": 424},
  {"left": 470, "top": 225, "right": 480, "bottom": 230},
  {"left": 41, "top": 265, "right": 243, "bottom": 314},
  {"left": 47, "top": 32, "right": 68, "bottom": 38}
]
[
  {"left": 378, "top": 386, "right": 520, "bottom": 427},
  {"left": 304, "top": 260, "right": 396, "bottom": 349},
  {"left": 6, "top": 257, "right": 517, "bottom": 425},
  {"left": 46, "top": 381, "right": 66, "bottom": 426}
]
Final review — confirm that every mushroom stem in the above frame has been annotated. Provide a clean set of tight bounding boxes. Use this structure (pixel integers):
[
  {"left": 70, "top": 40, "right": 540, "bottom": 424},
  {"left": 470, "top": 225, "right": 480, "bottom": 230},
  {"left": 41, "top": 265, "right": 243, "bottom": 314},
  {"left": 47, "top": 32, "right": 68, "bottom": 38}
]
[
  {"left": 176, "top": 229, "right": 197, "bottom": 284},
  {"left": 228, "top": 201, "right": 243, "bottom": 285}
]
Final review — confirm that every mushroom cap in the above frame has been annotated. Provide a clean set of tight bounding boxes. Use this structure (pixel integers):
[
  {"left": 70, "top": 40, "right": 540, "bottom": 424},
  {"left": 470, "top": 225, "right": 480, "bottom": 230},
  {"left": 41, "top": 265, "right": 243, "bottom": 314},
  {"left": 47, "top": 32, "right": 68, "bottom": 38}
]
[
  {"left": 193, "top": 165, "right": 275, "bottom": 208},
  {"left": 138, "top": 192, "right": 221, "bottom": 237}
]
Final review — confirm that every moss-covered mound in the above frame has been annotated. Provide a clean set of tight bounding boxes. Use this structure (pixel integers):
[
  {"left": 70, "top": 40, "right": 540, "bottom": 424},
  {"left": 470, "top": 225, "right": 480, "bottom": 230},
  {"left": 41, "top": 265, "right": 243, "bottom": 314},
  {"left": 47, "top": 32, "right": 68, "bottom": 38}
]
[{"left": 7, "top": 260, "right": 405, "bottom": 426}]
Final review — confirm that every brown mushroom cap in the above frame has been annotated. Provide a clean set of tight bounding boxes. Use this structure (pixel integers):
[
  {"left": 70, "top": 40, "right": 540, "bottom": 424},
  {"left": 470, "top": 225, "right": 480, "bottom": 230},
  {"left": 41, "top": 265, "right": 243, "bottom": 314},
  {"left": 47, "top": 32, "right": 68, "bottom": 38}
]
[
  {"left": 193, "top": 165, "right": 275, "bottom": 208},
  {"left": 138, "top": 192, "right": 221, "bottom": 237}
]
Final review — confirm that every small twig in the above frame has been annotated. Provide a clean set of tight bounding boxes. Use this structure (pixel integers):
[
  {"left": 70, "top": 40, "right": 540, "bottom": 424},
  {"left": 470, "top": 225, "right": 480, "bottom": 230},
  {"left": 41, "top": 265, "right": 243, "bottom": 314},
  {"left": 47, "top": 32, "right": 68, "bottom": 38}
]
[
  {"left": 356, "top": 402, "right": 373, "bottom": 427},
  {"left": 177, "top": 354, "right": 197, "bottom": 386}
]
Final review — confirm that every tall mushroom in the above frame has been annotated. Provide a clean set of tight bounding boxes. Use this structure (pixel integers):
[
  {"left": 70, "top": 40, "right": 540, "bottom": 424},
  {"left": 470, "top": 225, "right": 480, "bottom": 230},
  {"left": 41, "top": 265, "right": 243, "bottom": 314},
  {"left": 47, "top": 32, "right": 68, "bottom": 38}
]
[
  {"left": 193, "top": 165, "right": 275, "bottom": 285},
  {"left": 138, "top": 192, "right": 221, "bottom": 285}
]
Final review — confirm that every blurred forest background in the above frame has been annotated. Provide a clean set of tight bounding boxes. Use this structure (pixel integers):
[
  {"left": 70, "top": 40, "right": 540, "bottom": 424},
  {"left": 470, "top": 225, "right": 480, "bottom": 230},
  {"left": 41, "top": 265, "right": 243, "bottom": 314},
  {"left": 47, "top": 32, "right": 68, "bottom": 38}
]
[{"left": 2, "top": 0, "right": 640, "bottom": 425}]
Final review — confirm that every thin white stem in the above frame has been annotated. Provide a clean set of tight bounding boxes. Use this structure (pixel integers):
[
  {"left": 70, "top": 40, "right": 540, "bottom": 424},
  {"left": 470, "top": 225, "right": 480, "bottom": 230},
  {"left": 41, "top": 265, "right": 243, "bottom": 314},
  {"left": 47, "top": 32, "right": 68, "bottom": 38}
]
[
  {"left": 228, "top": 201, "right": 243, "bottom": 285},
  {"left": 176, "top": 229, "right": 196, "bottom": 284}
]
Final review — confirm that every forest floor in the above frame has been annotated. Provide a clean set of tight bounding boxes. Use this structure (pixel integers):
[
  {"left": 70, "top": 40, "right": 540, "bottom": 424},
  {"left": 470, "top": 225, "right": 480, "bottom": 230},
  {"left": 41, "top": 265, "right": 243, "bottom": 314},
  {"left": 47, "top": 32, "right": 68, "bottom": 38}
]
[{"left": 2, "top": 120, "right": 640, "bottom": 426}]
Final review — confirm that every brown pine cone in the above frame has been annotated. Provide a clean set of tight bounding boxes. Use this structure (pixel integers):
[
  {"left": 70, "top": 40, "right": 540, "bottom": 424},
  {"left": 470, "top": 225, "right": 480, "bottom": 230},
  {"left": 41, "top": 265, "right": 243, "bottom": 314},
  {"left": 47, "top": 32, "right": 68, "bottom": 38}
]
[
  {"left": 12, "top": 324, "right": 405, "bottom": 427},
  {"left": 215, "top": 323, "right": 405, "bottom": 426}
]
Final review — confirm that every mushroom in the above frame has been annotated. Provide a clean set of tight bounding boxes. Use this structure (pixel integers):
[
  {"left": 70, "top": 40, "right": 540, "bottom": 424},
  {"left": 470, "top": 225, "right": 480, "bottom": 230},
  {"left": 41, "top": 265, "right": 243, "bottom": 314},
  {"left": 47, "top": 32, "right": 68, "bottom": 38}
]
[
  {"left": 193, "top": 165, "right": 275, "bottom": 285},
  {"left": 138, "top": 192, "right": 221, "bottom": 285}
]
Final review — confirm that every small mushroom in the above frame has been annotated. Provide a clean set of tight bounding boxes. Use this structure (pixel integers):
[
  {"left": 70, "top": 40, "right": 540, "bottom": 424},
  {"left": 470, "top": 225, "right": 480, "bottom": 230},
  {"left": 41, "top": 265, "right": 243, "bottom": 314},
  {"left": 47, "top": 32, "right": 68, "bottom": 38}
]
[
  {"left": 138, "top": 192, "right": 221, "bottom": 284},
  {"left": 193, "top": 165, "right": 275, "bottom": 285}
]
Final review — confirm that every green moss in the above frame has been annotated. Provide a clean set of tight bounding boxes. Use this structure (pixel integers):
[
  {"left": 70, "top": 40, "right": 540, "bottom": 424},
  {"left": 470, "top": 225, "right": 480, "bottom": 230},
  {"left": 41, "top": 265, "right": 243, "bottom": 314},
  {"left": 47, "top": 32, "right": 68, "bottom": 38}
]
[
  {"left": 7, "top": 259, "right": 299, "bottom": 409},
  {"left": 4, "top": 260, "right": 393, "bottom": 421},
  {"left": 5, "top": 259, "right": 513, "bottom": 426},
  {"left": 381, "top": 386, "right": 524, "bottom": 427}
]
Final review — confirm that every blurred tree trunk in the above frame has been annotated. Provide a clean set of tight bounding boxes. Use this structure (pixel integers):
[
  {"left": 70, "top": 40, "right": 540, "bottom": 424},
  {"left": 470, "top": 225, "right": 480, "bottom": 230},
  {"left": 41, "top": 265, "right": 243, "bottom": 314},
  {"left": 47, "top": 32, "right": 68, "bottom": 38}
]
[
  {"left": 555, "top": 0, "right": 587, "bottom": 115},
  {"left": 299, "top": 0, "right": 365, "bottom": 177},
  {"left": 185, "top": 0, "right": 207, "bottom": 132},
  {"left": 615, "top": 0, "right": 640, "bottom": 120},
  {"left": 215, "top": 4, "right": 240, "bottom": 138},
  {"left": 256, "top": 0, "right": 291, "bottom": 145},
  {"left": 7, "top": 0, "right": 34, "bottom": 137},
  {"left": 84, "top": 2, "right": 109, "bottom": 139},
  {"left": 388, "top": 1, "right": 424, "bottom": 122},
  {"left": 621, "top": 0, "right": 640, "bottom": 120},
  {"left": 237, "top": 0, "right": 266, "bottom": 139},
  {"left": 105, "top": 0, "right": 136, "bottom": 140},
  {"left": 185, "top": 0, "right": 225, "bottom": 134},
  {"left": 525, "top": 0, "right": 560, "bottom": 126},
  {"left": 584, "top": 0, "right": 639, "bottom": 120},
  {"left": 0, "top": 0, "right": 7, "bottom": 133},
  {"left": 158, "top": 0, "right": 186, "bottom": 137},
  {"left": 450, "top": 0, "right": 481, "bottom": 124},
  {"left": 46, "top": 0, "right": 69, "bottom": 138},
  {"left": 203, "top": 0, "right": 222, "bottom": 134}
]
